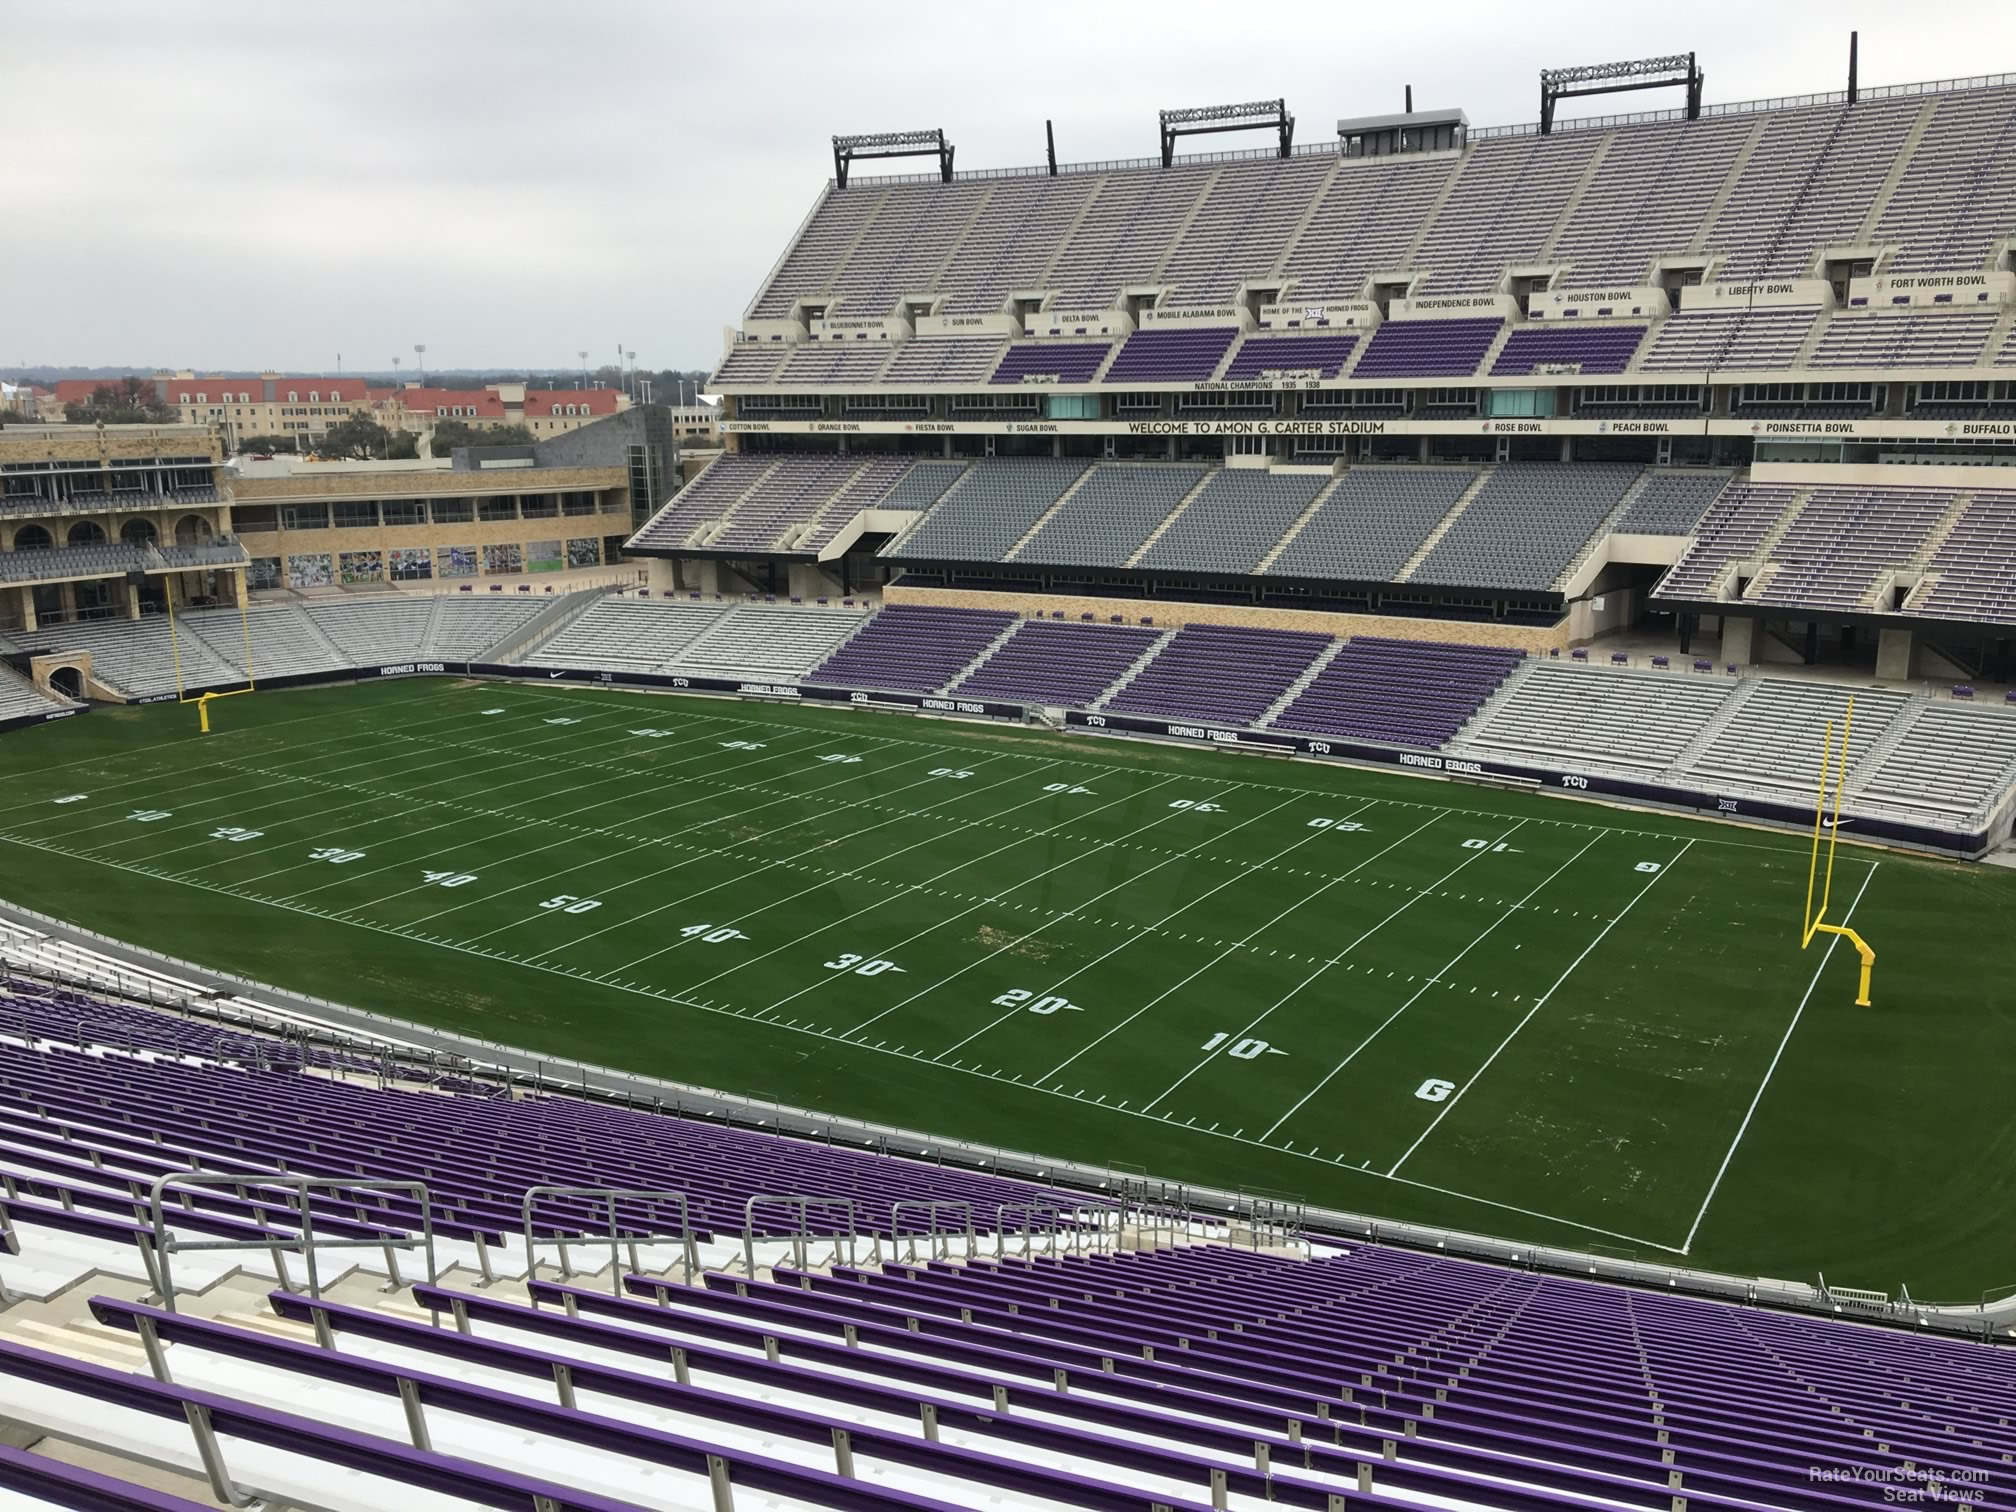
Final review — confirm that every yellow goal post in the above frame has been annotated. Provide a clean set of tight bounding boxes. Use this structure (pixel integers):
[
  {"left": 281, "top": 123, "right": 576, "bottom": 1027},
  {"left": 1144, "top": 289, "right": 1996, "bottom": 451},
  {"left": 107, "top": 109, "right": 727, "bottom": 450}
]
[{"left": 1800, "top": 697, "right": 1876, "bottom": 1007}]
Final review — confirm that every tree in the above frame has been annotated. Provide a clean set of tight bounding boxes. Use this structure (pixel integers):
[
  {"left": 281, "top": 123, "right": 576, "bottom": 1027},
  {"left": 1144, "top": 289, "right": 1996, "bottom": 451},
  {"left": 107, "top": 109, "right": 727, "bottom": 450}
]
[
  {"left": 314, "top": 414, "right": 394, "bottom": 460},
  {"left": 235, "top": 434, "right": 298, "bottom": 455},
  {"left": 0, "top": 408, "right": 27, "bottom": 426},
  {"left": 64, "top": 377, "right": 176, "bottom": 425},
  {"left": 429, "top": 419, "right": 533, "bottom": 454},
  {"left": 384, "top": 429, "right": 420, "bottom": 460}
]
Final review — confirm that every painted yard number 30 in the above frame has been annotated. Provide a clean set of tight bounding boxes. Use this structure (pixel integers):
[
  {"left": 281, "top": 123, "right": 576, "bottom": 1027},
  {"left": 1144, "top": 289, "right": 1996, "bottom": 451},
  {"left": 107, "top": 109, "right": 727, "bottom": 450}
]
[{"left": 826, "top": 953, "right": 904, "bottom": 976}]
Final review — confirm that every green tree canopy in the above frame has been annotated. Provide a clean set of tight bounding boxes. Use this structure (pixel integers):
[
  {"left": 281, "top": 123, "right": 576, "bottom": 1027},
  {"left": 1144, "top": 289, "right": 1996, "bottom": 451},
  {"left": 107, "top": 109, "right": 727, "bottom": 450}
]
[
  {"left": 64, "top": 377, "right": 176, "bottom": 425},
  {"left": 314, "top": 415, "right": 395, "bottom": 460},
  {"left": 430, "top": 419, "right": 533, "bottom": 454}
]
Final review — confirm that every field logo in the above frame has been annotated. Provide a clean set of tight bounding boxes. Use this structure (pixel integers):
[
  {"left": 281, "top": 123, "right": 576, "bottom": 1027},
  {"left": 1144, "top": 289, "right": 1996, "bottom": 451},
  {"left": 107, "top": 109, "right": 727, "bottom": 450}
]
[{"left": 1414, "top": 1078, "right": 1456, "bottom": 1102}]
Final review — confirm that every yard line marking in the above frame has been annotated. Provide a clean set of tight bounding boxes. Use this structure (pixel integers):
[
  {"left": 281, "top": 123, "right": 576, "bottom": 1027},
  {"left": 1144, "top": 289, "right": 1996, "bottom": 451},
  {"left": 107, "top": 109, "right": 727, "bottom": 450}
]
[
  {"left": 1136, "top": 816, "right": 1533, "bottom": 1118},
  {"left": 0, "top": 692, "right": 520, "bottom": 840},
  {"left": 504, "top": 681, "right": 1821, "bottom": 857},
  {"left": 97, "top": 704, "right": 719, "bottom": 874},
  {"left": 1384, "top": 836, "right": 1694, "bottom": 1178},
  {"left": 226, "top": 711, "right": 784, "bottom": 896},
  {"left": 630, "top": 774, "right": 1202, "bottom": 997},
  {"left": 385, "top": 730, "right": 926, "bottom": 929},
  {"left": 1006, "top": 798, "right": 1420, "bottom": 1083},
  {"left": 0, "top": 676, "right": 463, "bottom": 801},
  {"left": 918, "top": 791, "right": 1326, "bottom": 1059},
  {"left": 1251, "top": 819, "right": 1563, "bottom": 1138},
  {"left": 1679, "top": 857, "right": 1877, "bottom": 1256},
  {"left": 469, "top": 750, "right": 1053, "bottom": 950}
]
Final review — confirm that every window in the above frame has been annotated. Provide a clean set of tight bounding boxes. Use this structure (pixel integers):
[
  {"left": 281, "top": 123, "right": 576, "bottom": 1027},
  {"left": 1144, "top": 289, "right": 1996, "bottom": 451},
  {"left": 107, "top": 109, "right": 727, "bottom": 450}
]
[
  {"left": 178, "top": 393, "right": 190, "bottom": 404},
  {"left": 308, "top": 391, "right": 319, "bottom": 403},
  {"left": 196, "top": 393, "right": 206, "bottom": 404},
  {"left": 381, "top": 500, "right": 426, "bottom": 526},
  {"left": 331, "top": 501, "right": 378, "bottom": 529},
  {"left": 520, "top": 493, "right": 558, "bottom": 519},
  {"left": 278, "top": 503, "right": 328, "bottom": 531},
  {"left": 562, "top": 491, "right": 596, "bottom": 517},
  {"left": 287, "top": 391, "right": 298, "bottom": 402},
  {"left": 478, "top": 496, "right": 518, "bottom": 522},
  {"left": 430, "top": 498, "right": 474, "bottom": 524}
]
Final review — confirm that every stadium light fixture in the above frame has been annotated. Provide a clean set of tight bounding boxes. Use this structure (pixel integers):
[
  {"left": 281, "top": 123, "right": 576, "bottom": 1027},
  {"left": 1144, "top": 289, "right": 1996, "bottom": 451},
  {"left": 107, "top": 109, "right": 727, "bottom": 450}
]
[
  {"left": 1538, "top": 53, "right": 1702, "bottom": 133},
  {"left": 1157, "top": 99, "right": 1293, "bottom": 167},
  {"left": 831, "top": 128, "right": 953, "bottom": 188}
]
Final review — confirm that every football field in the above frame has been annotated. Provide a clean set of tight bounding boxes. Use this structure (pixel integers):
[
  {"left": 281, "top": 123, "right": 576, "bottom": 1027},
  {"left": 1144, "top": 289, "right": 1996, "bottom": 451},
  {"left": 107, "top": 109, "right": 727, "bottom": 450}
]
[{"left": 2, "top": 677, "right": 2014, "bottom": 1297}]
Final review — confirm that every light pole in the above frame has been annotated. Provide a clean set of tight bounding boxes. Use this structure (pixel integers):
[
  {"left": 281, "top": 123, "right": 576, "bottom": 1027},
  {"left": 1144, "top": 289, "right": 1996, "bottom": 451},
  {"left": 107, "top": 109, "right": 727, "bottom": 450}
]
[
  {"left": 414, "top": 344, "right": 426, "bottom": 386},
  {"left": 578, "top": 350, "right": 588, "bottom": 391},
  {"left": 625, "top": 349, "right": 637, "bottom": 400}
]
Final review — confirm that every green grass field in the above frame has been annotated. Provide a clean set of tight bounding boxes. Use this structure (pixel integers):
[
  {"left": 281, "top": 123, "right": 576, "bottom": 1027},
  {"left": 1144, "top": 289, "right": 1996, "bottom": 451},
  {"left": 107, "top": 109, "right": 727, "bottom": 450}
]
[{"left": 2, "top": 677, "right": 2014, "bottom": 1298}]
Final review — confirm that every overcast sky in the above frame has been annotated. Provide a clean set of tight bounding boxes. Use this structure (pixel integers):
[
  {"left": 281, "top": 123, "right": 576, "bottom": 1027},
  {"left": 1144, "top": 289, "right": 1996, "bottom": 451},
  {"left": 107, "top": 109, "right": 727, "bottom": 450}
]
[{"left": 7, "top": 0, "right": 2010, "bottom": 375}]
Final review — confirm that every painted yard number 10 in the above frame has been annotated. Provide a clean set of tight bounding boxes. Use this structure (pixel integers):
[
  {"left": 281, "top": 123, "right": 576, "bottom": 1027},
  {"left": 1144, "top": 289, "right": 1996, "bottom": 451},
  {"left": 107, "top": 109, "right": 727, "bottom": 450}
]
[{"left": 1201, "top": 1031, "right": 1283, "bottom": 1060}]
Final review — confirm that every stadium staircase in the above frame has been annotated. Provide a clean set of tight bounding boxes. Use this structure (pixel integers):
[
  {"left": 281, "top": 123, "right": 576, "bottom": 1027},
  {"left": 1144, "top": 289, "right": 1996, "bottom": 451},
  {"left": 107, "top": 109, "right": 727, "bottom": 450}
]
[
  {"left": 1713, "top": 489, "right": 1810, "bottom": 603},
  {"left": 1534, "top": 134, "right": 1615, "bottom": 262},
  {"left": 1552, "top": 469, "right": 1654, "bottom": 594},
  {"left": 1147, "top": 164, "right": 1227, "bottom": 284},
  {"left": 781, "top": 459, "right": 874, "bottom": 553},
  {"left": 1854, "top": 97, "right": 1939, "bottom": 245},
  {"left": 1000, "top": 467, "right": 1102, "bottom": 562},
  {"left": 1869, "top": 490, "right": 1978, "bottom": 611},
  {"left": 1843, "top": 693, "right": 1936, "bottom": 793},
  {"left": 691, "top": 461, "right": 780, "bottom": 548},
  {"left": 1264, "top": 155, "right": 1345, "bottom": 275},
  {"left": 1666, "top": 676, "right": 1763, "bottom": 777},
  {"left": 480, "top": 587, "right": 608, "bottom": 664},
  {"left": 1120, "top": 470, "right": 1220, "bottom": 567},
  {"left": 1687, "top": 117, "right": 1769, "bottom": 254},
  {"left": 1087, "top": 627, "right": 1177, "bottom": 711},
  {"left": 1393, "top": 465, "right": 1498, "bottom": 582},
  {"left": 1252, "top": 473, "right": 1348, "bottom": 572},
  {"left": 286, "top": 605, "right": 351, "bottom": 667},
  {"left": 930, "top": 616, "right": 1025, "bottom": 694},
  {"left": 1446, "top": 656, "right": 1540, "bottom": 744},
  {"left": 1255, "top": 637, "right": 1348, "bottom": 728}
]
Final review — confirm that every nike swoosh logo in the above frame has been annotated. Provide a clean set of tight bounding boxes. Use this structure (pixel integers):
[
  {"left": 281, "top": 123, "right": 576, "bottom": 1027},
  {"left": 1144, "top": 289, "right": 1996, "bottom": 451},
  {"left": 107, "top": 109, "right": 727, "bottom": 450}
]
[{"left": 549, "top": 671, "right": 563, "bottom": 679}]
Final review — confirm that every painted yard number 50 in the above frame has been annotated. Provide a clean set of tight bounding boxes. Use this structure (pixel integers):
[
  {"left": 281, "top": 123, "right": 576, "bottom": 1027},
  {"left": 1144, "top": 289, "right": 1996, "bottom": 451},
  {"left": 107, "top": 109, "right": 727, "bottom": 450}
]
[{"left": 539, "top": 894, "right": 602, "bottom": 914}]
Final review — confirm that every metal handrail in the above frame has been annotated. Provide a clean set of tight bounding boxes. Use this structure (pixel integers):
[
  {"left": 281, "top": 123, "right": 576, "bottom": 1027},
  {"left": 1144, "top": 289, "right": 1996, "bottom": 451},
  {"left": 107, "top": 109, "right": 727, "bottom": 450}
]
[
  {"left": 888, "top": 1199, "right": 974, "bottom": 1265},
  {"left": 147, "top": 1173, "right": 436, "bottom": 1313},
  {"left": 521, "top": 1185, "right": 699, "bottom": 1295},
  {"left": 743, "top": 1195, "right": 857, "bottom": 1280}
]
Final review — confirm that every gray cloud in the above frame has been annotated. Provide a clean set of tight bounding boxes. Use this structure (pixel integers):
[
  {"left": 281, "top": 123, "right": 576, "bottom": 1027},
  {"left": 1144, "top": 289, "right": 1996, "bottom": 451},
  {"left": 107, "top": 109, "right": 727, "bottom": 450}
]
[{"left": 6, "top": 0, "right": 2007, "bottom": 372}]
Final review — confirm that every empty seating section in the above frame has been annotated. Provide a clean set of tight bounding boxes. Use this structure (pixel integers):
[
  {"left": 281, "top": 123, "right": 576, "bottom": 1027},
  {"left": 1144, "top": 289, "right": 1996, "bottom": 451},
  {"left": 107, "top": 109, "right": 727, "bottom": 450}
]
[
  {"left": 425, "top": 597, "right": 549, "bottom": 661},
  {"left": 1910, "top": 489, "right": 2016, "bottom": 623},
  {"left": 1135, "top": 469, "right": 1328, "bottom": 574},
  {"left": 1279, "top": 154, "right": 1454, "bottom": 300},
  {"left": 818, "top": 180, "right": 991, "bottom": 317},
  {"left": 1409, "top": 463, "right": 1640, "bottom": 591},
  {"left": 1554, "top": 116, "right": 1757, "bottom": 287},
  {"left": 937, "top": 174, "right": 1102, "bottom": 314},
  {"left": 1491, "top": 323, "right": 1645, "bottom": 375},
  {"left": 805, "top": 457, "right": 974, "bottom": 559},
  {"left": 1748, "top": 487, "right": 1955, "bottom": 611},
  {"left": 709, "top": 342, "right": 787, "bottom": 386},
  {"left": 1654, "top": 484, "right": 1803, "bottom": 600},
  {"left": 1640, "top": 307, "right": 1820, "bottom": 370},
  {"left": 179, "top": 605, "right": 347, "bottom": 680},
  {"left": 1462, "top": 663, "right": 1734, "bottom": 771},
  {"left": 1809, "top": 310, "right": 1997, "bottom": 367},
  {"left": 953, "top": 619, "right": 1162, "bottom": 707},
  {"left": 0, "top": 543, "right": 150, "bottom": 584},
  {"left": 628, "top": 453, "right": 771, "bottom": 550},
  {"left": 1158, "top": 153, "right": 1337, "bottom": 306},
  {"left": 1011, "top": 465, "right": 1204, "bottom": 568},
  {"left": 706, "top": 453, "right": 862, "bottom": 551},
  {"left": 888, "top": 458, "right": 1087, "bottom": 561},
  {"left": 1350, "top": 317, "right": 1500, "bottom": 379},
  {"left": 735, "top": 82, "right": 2016, "bottom": 366},
  {"left": 1684, "top": 680, "right": 1910, "bottom": 795},
  {"left": 7, "top": 616, "right": 237, "bottom": 696},
  {"left": 525, "top": 597, "right": 727, "bottom": 671},
  {"left": 1220, "top": 332, "right": 1359, "bottom": 381},
  {"left": 1710, "top": 97, "right": 1922, "bottom": 280},
  {"left": 1104, "top": 624, "right": 1329, "bottom": 726},
  {"left": 988, "top": 341, "right": 1111, "bottom": 384},
  {"left": 1267, "top": 467, "right": 1475, "bottom": 581},
  {"left": 1617, "top": 471, "right": 1732, "bottom": 534},
  {"left": 748, "top": 182, "right": 887, "bottom": 319},
  {"left": 1269, "top": 638, "right": 1523, "bottom": 747},
  {"left": 773, "top": 341, "right": 893, "bottom": 385},
  {"left": 809, "top": 604, "right": 1014, "bottom": 692},
  {"left": 1100, "top": 326, "right": 1238, "bottom": 384},
  {"left": 1412, "top": 133, "right": 1601, "bottom": 293},
  {"left": 792, "top": 455, "right": 916, "bottom": 552},
  {"left": 0, "top": 665, "right": 67, "bottom": 719},
  {"left": 877, "top": 337, "right": 1006, "bottom": 384},
  {"left": 1857, "top": 704, "right": 2016, "bottom": 820},
  {"left": 1877, "top": 85, "right": 2016, "bottom": 272},
  {"left": 304, "top": 596, "right": 437, "bottom": 664},
  {"left": 1045, "top": 162, "right": 1217, "bottom": 311},
  {"left": 666, "top": 604, "right": 867, "bottom": 681}
]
